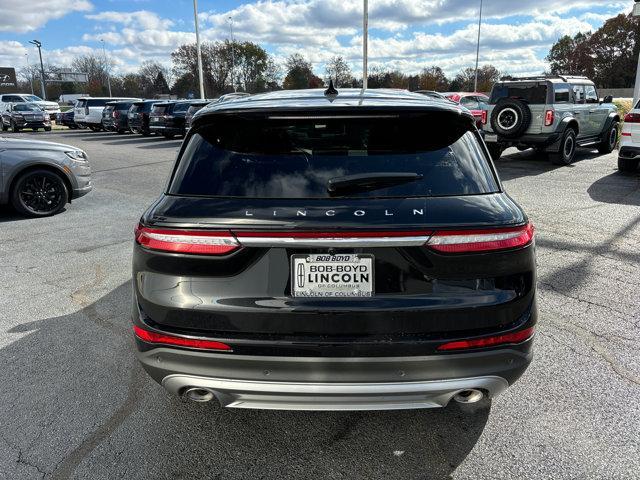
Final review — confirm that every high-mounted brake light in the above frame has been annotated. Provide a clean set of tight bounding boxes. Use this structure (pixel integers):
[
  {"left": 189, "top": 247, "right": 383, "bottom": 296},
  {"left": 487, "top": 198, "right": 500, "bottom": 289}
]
[
  {"left": 437, "top": 327, "right": 535, "bottom": 351},
  {"left": 426, "top": 222, "right": 534, "bottom": 253},
  {"left": 544, "top": 110, "right": 554, "bottom": 126},
  {"left": 134, "top": 325, "right": 232, "bottom": 351},
  {"left": 624, "top": 112, "right": 640, "bottom": 123},
  {"left": 135, "top": 225, "right": 240, "bottom": 255}
]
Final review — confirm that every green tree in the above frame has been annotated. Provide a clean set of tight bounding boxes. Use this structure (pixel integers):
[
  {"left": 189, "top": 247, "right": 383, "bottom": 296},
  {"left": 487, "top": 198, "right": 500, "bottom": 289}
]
[
  {"left": 546, "top": 33, "right": 594, "bottom": 77},
  {"left": 283, "top": 53, "right": 322, "bottom": 89},
  {"left": 417, "top": 66, "right": 449, "bottom": 91}
]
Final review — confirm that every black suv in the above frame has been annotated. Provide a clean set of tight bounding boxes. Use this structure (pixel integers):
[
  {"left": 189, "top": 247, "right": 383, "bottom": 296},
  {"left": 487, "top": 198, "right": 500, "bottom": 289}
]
[
  {"left": 128, "top": 100, "right": 157, "bottom": 136},
  {"left": 102, "top": 100, "right": 139, "bottom": 133},
  {"left": 185, "top": 100, "right": 211, "bottom": 133},
  {"left": 132, "top": 88, "right": 537, "bottom": 411},
  {"left": 149, "top": 101, "right": 191, "bottom": 138}
]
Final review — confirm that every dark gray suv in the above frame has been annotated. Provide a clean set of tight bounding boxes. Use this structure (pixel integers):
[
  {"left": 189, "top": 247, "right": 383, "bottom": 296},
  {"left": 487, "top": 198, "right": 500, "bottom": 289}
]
[{"left": 482, "top": 75, "right": 619, "bottom": 165}]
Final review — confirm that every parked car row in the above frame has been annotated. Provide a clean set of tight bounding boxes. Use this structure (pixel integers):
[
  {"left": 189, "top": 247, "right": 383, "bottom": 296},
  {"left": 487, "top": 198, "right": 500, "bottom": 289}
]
[{"left": 59, "top": 97, "right": 221, "bottom": 138}]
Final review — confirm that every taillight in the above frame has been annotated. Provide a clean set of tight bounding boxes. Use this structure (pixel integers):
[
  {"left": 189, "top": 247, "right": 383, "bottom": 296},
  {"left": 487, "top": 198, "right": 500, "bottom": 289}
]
[
  {"left": 437, "top": 327, "right": 535, "bottom": 351},
  {"left": 113, "top": 110, "right": 119, "bottom": 118},
  {"left": 134, "top": 325, "right": 232, "bottom": 351},
  {"left": 544, "top": 109, "right": 554, "bottom": 126},
  {"left": 481, "top": 110, "right": 487, "bottom": 125},
  {"left": 624, "top": 112, "right": 640, "bottom": 123},
  {"left": 135, "top": 224, "right": 240, "bottom": 255},
  {"left": 426, "top": 222, "right": 534, "bottom": 253}
]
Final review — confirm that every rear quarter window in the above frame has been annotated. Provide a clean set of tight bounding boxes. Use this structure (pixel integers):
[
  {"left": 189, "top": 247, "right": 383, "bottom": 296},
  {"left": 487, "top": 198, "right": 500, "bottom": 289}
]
[
  {"left": 554, "top": 85, "right": 570, "bottom": 103},
  {"left": 169, "top": 114, "right": 499, "bottom": 199}
]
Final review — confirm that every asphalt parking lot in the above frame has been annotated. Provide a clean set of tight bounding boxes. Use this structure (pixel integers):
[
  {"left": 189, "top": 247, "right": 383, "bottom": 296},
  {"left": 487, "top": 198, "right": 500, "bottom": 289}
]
[{"left": 1, "top": 129, "right": 639, "bottom": 480}]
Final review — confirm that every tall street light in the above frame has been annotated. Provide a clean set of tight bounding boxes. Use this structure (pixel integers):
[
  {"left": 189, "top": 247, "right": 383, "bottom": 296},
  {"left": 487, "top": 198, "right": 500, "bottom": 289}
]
[
  {"left": 25, "top": 53, "right": 34, "bottom": 95},
  {"left": 473, "top": 0, "right": 483, "bottom": 92},
  {"left": 363, "top": 0, "right": 368, "bottom": 89},
  {"left": 193, "top": 0, "right": 205, "bottom": 99},
  {"left": 100, "top": 39, "right": 113, "bottom": 97},
  {"left": 228, "top": 17, "right": 236, "bottom": 92},
  {"left": 28, "top": 40, "right": 46, "bottom": 100}
]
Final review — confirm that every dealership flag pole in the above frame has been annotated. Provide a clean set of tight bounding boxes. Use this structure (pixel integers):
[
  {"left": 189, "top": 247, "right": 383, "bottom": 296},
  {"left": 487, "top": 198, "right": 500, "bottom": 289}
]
[
  {"left": 473, "top": 0, "right": 483, "bottom": 92},
  {"left": 193, "top": 0, "right": 205, "bottom": 99},
  {"left": 100, "top": 39, "right": 112, "bottom": 97},
  {"left": 25, "top": 54, "right": 34, "bottom": 95},
  {"left": 363, "top": 0, "right": 368, "bottom": 89}
]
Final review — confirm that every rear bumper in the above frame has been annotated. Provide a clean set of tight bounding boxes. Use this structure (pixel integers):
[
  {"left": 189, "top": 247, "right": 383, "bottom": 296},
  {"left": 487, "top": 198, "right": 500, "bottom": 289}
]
[
  {"left": 136, "top": 342, "right": 533, "bottom": 410},
  {"left": 484, "top": 132, "right": 560, "bottom": 148},
  {"left": 618, "top": 145, "right": 640, "bottom": 159},
  {"left": 149, "top": 125, "right": 183, "bottom": 135}
]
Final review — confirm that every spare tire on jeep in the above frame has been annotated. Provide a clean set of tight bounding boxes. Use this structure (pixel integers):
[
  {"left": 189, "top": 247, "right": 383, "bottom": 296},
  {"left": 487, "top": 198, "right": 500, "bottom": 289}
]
[{"left": 490, "top": 98, "right": 532, "bottom": 138}]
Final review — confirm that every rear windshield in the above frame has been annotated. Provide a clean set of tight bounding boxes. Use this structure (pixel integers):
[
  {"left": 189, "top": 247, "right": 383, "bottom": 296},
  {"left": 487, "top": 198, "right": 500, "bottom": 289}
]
[
  {"left": 115, "top": 102, "right": 133, "bottom": 109},
  {"left": 87, "top": 99, "right": 108, "bottom": 107},
  {"left": 131, "top": 102, "right": 153, "bottom": 112},
  {"left": 169, "top": 115, "right": 499, "bottom": 199},
  {"left": 174, "top": 102, "right": 190, "bottom": 112},
  {"left": 490, "top": 83, "right": 548, "bottom": 104},
  {"left": 76, "top": 99, "right": 86, "bottom": 108},
  {"left": 152, "top": 104, "right": 170, "bottom": 114}
]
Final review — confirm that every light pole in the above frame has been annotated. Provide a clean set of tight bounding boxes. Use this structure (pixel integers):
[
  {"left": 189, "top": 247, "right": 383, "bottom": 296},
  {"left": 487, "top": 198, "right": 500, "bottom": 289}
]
[
  {"left": 100, "top": 39, "right": 112, "bottom": 97},
  {"left": 28, "top": 40, "right": 46, "bottom": 100},
  {"left": 228, "top": 17, "right": 236, "bottom": 92},
  {"left": 193, "top": 0, "right": 205, "bottom": 99},
  {"left": 363, "top": 0, "right": 368, "bottom": 89},
  {"left": 25, "top": 53, "right": 34, "bottom": 95},
  {"left": 473, "top": 0, "right": 483, "bottom": 92},
  {"left": 633, "top": 1, "right": 640, "bottom": 106}
]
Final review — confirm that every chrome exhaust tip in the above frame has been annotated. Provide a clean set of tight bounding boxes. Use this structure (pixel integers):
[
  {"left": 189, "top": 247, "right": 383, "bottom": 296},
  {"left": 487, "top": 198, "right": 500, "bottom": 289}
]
[
  {"left": 453, "top": 389, "right": 484, "bottom": 404},
  {"left": 183, "top": 387, "right": 215, "bottom": 403}
]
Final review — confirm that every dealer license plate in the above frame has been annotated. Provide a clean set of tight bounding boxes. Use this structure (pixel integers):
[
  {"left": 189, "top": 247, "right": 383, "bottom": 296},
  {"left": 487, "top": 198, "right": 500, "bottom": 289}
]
[{"left": 291, "top": 254, "right": 374, "bottom": 298}]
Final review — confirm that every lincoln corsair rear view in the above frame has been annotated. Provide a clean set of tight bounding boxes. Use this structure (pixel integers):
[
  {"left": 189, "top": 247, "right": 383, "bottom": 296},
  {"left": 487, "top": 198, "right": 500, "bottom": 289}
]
[{"left": 132, "top": 88, "right": 537, "bottom": 411}]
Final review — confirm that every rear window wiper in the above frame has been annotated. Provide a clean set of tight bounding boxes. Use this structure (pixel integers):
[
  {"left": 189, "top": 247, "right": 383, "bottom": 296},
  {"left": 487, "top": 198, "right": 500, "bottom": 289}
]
[{"left": 327, "top": 172, "right": 423, "bottom": 195}]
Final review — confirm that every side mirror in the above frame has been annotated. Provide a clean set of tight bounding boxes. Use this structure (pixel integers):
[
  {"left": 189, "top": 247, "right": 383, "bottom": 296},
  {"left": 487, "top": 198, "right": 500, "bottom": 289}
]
[{"left": 602, "top": 95, "right": 614, "bottom": 104}]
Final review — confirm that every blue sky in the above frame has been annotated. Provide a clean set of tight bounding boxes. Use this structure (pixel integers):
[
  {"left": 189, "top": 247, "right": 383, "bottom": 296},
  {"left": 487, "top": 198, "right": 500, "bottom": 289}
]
[{"left": 0, "top": 0, "right": 631, "bottom": 80}]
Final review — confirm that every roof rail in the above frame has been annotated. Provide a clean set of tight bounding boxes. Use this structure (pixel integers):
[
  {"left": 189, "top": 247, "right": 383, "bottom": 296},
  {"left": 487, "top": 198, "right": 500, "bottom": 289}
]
[{"left": 499, "top": 74, "right": 590, "bottom": 82}]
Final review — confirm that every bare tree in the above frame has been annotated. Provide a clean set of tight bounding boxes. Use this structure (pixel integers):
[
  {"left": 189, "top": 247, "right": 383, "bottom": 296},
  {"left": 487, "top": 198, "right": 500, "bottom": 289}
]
[{"left": 324, "top": 56, "right": 353, "bottom": 87}]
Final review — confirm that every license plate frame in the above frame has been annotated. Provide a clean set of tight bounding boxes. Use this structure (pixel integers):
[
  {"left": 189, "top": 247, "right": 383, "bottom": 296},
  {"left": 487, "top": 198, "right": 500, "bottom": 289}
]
[{"left": 291, "top": 254, "right": 374, "bottom": 298}]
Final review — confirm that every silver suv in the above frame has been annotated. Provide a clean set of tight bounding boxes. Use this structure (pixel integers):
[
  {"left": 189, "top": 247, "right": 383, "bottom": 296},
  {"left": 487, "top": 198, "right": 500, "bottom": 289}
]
[{"left": 481, "top": 75, "right": 619, "bottom": 165}]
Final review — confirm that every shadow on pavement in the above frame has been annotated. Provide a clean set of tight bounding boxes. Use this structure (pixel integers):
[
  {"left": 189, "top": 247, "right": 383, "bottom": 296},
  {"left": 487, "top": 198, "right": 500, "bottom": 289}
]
[
  {"left": 587, "top": 171, "right": 640, "bottom": 205},
  {"left": 1, "top": 281, "right": 490, "bottom": 480},
  {"left": 0, "top": 205, "right": 67, "bottom": 223},
  {"left": 494, "top": 148, "right": 601, "bottom": 181}
]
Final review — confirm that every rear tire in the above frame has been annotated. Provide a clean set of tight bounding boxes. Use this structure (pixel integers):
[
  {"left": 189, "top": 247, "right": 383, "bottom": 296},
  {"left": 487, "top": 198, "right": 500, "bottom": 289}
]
[
  {"left": 10, "top": 169, "right": 69, "bottom": 217},
  {"left": 11, "top": 120, "right": 19, "bottom": 133},
  {"left": 598, "top": 122, "right": 618, "bottom": 154},
  {"left": 2, "top": 121, "right": 7, "bottom": 131},
  {"left": 618, "top": 156, "right": 639, "bottom": 173},
  {"left": 486, "top": 144, "right": 504, "bottom": 161},
  {"left": 550, "top": 129, "right": 577, "bottom": 165},
  {"left": 44, "top": 126, "right": 51, "bottom": 132}
]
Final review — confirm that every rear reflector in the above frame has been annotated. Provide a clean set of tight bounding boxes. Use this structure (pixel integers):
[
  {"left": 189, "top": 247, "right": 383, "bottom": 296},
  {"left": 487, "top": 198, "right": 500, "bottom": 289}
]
[
  {"left": 135, "top": 225, "right": 239, "bottom": 255},
  {"left": 437, "top": 327, "right": 535, "bottom": 351},
  {"left": 622, "top": 132, "right": 632, "bottom": 137},
  {"left": 426, "top": 222, "right": 534, "bottom": 253},
  {"left": 134, "top": 325, "right": 232, "bottom": 351}
]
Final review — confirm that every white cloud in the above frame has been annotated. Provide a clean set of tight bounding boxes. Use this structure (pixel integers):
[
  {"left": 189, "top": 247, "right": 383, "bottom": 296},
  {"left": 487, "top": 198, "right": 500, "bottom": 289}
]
[
  {"left": 85, "top": 10, "right": 174, "bottom": 30},
  {"left": 0, "top": 1, "right": 93, "bottom": 33}
]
